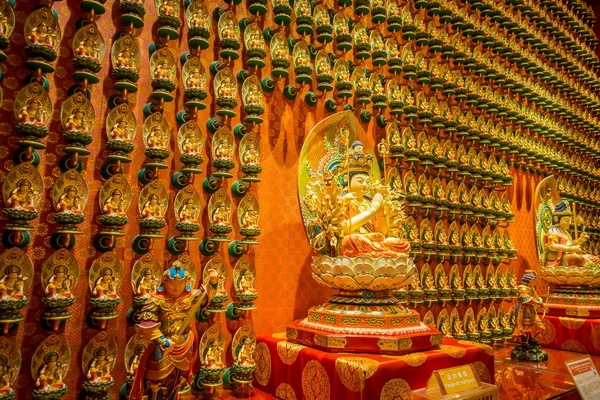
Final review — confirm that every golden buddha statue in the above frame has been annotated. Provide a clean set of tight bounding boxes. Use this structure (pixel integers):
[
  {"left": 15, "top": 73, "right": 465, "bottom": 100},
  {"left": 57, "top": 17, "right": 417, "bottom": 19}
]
[
  {"left": 337, "top": 138, "right": 410, "bottom": 258},
  {"left": 545, "top": 200, "right": 599, "bottom": 268}
]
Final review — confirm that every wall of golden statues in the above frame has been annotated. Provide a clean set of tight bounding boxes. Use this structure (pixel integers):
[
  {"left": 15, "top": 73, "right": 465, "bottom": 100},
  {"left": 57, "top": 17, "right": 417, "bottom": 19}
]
[{"left": 0, "top": 0, "right": 598, "bottom": 397}]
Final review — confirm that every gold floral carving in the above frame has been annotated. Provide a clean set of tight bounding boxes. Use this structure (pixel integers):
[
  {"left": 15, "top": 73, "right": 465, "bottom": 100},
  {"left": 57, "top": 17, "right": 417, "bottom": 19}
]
[
  {"left": 536, "top": 319, "right": 556, "bottom": 344},
  {"left": 591, "top": 325, "right": 600, "bottom": 350},
  {"left": 566, "top": 308, "right": 590, "bottom": 317},
  {"left": 382, "top": 352, "right": 427, "bottom": 367},
  {"left": 253, "top": 342, "right": 271, "bottom": 386},
  {"left": 335, "top": 357, "right": 379, "bottom": 392},
  {"left": 276, "top": 383, "right": 298, "bottom": 400},
  {"left": 277, "top": 341, "right": 305, "bottom": 365},
  {"left": 430, "top": 334, "right": 443, "bottom": 346},
  {"left": 474, "top": 361, "right": 492, "bottom": 383},
  {"left": 287, "top": 327, "right": 298, "bottom": 340},
  {"left": 561, "top": 340, "right": 588, "bottom": 353},
  {"left": 559, "top": 317, "right": 586, "bottom": 330},
  {"left": 301, "top": 360, "right": 331, "bottom": 400},
  {"left": 457, "top": 340, "right": 494, "bottom": 356},
  {"left": 314, "top": 334, "right": 347, "bottom": 349},
  {"left": 378, "top": 338, "right": 413, "bottom": 351},
  {"left": 438, "top": 345, "right": 467, "bottom": 358},
  {"left": 272, "top": 332, "right": 287, "bottom": 339},
  {"left": 380, "top": 378, "right": 413, "bottom": 400}
]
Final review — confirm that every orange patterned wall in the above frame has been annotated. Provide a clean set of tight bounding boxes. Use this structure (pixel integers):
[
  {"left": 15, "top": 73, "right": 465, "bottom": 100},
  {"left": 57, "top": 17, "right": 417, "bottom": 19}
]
[{"left": 0, "top": 0, "right": 553, "bottom": 398}]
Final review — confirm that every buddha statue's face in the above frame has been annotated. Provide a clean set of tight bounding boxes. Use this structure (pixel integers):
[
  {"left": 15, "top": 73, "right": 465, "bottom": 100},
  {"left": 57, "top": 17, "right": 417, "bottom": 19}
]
[
  {"left": 558, "top": 215, "right": 572, "bottom": 231},
  {"left": 349, "top": 174, "right": 368, "bottom": 197}
]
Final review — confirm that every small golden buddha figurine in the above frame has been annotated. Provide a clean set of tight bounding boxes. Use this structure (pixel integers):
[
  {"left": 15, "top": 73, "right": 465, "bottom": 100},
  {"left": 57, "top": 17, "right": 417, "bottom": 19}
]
[
  {"left": 453, "top": 318, "right": 465, "bottom": 336},
  {"left": 218, "top": 75, "right": 235, "bottom": 98},
  {"left": 28, "top": 24, "right": 54, "bottom": 47},
  {"left": 237, "top": 337, "right": 256, "bottom": 368},
  {"left": 135, "top": 269, "right": 158, "bottom": 299},
  {"left": 178, "top": 199, "right": 198, "bottom": 224},
  {"left": 423, "top": 273, "right": 435, "bottom": 290},
  {"left": 215, "top": 139, "right": 232, "bottom": 160},
  {"left": 35, "top": 353, "right": 67, "bottom": 392},
  {"left": 102, "top": 189, "right": 125, "bottom": 216},
  {"left": 116, "top": 50, "right": 134, "bottom": 69},
  {"left": 86, "top": 349, "right": 115, "bottom": 383},
  {"left": 57, "top": 186, "right": 82, "bottom": 214},
  {"left": 0, "top": 266, "right": 26, "bottom": 301},
  {"left": 204, "top": 342, "right": 225, "bottom": 370},
  {"left": 76, "top": 38, "right": 99, "bottom": 60},
  {"left": 18, "top": 99, "right": 47, "bottom": 126},
  {"left": 8, "top": 179, "right": 39, "bottom": 211},
  {"left": 212, "top": 204, "right": 231, "bottom": 227},
  {"left": 93, "top": 269, "right": 119, "bottom": 300},
  {"left": 186, "top": 71, "right": 204, "bottom": 89},
  {"left": 65, "top": 109, "right": 88, "bottom": 133},
  {"left": 239, "top": 270, "right": 256, "bottom": 295},
  {"left": 45, "top": 266, "right": 72, "bottom": 299},
  {"left": 141, "top": 194, "right": 163, "bottom": 220},
  {"left": 147, "top": 127, "right": 166, "bottom": 149},
  {"left": 240, "top": 205, "right": 259, "bottom": 229},
  {"left": 109, "top": 119, "right": 133, "bottom": 142}
]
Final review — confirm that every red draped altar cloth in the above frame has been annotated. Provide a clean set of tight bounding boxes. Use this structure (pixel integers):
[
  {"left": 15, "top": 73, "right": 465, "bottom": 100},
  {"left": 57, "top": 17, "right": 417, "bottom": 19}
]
[
  {"left": 253, "top": 333, "right": 494, "bottom": 400},
  {"left": 537, "top": 315, "right": 600, "bottom": 356}
]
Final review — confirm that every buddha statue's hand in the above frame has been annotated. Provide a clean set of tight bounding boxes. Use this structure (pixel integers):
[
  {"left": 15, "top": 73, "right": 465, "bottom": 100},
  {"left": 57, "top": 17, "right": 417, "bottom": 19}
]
[
  {"left": 576, "top": 232, "right": 589, "bottom": 245},
  {"left": 371, "top": 193, "right": 384, "bottom": 213},
  {"left": 366, "top": 232, "right": 385, "bottom": 242},
  {"left": 568, "top": 245, "right": 582, "bottom": 253}
]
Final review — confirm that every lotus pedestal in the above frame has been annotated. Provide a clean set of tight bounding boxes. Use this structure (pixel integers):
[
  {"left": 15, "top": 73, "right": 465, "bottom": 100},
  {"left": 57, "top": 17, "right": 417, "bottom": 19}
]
[{"left": 287, "top": 292, "right": 441, "bottom": 354}]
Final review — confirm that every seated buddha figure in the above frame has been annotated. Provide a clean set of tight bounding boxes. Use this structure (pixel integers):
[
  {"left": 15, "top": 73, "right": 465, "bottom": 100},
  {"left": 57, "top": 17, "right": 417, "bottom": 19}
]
[
  {"left": 545, "top": 200, "right": 600, "bottom": 268},
  {"left": 58, "top": 186, "right": 82, "bottom": 214},
  {"left": 141, "top": 194, "right": 163, "bottom": 220},
  {"left": 338, "top": 138, "right": 411, "bottom": 258}
]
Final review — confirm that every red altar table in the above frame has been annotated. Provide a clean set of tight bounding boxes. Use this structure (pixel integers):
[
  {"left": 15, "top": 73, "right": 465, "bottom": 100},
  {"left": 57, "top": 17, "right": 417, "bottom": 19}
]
[
  {"left": 537, "top": 315, "right": 600, "bottom": 356},
  {"left": 253, "top": 333, "right": 494, "bottom": 400}
]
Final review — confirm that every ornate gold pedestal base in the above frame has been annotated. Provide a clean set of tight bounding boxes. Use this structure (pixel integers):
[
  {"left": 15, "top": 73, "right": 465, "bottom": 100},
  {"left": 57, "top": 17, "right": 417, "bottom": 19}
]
[
  {"left": 546, "top": 287, "right": 600, "bottom": 318},
  {"left": 286, "top": 295, "right": 441, "bottom": 354}
]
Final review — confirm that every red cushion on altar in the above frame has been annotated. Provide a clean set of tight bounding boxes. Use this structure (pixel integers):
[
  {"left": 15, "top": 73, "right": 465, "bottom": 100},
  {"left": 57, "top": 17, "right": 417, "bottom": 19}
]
[{"left": 253, "top": 333, "right": 494, "bottom": 399}]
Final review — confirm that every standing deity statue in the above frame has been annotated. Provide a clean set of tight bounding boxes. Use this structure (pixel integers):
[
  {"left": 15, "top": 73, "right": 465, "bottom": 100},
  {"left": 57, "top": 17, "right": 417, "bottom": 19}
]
[
  {"left": 511, "top": 270, "right": 547, "bottom": 362},
  {"left": 130, "top": 263, "right": 207, "bottom": 400}
]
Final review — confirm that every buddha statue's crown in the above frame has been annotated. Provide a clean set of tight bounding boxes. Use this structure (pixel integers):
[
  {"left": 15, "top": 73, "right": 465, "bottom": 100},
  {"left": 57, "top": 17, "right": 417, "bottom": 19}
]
[
  {"left": 553, "top": 199, "right": 571, "bottom": 216},
  {"left": 340, "top": 140, "right": 373, "bottom": 174}
]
